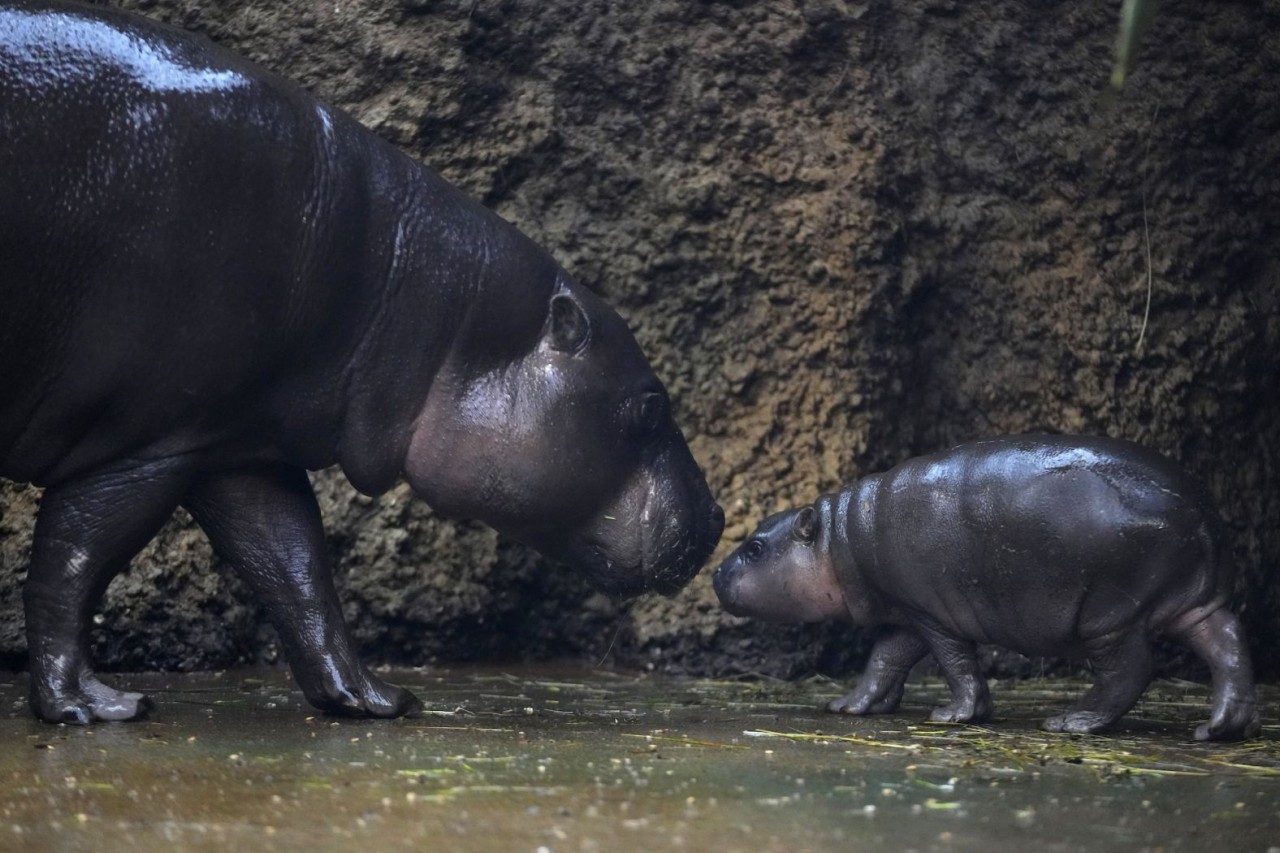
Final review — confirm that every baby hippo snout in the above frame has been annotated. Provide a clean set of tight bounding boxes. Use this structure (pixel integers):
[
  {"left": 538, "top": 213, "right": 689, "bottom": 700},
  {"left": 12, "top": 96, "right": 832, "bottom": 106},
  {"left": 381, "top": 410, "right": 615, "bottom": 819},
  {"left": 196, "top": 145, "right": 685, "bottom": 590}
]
[
  {"left": 712, "top": 505, "right": 847, "bottom": 624},
  {"left": 711, "top": 560, "right": 745, "bottom": 615}
]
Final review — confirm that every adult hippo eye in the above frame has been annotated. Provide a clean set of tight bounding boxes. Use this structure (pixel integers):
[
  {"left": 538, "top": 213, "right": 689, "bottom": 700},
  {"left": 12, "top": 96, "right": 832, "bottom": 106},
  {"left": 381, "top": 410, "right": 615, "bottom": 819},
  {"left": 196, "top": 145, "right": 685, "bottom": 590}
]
[{"left": 629, "top": 392, "right": 667, "bottom": 438}]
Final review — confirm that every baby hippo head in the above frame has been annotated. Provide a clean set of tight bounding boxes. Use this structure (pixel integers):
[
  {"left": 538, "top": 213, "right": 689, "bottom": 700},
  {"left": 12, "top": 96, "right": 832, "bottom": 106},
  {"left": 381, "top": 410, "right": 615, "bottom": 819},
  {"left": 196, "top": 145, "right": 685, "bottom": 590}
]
[{"left": 712, "top": 505, "right": 846, "bottom": 623}]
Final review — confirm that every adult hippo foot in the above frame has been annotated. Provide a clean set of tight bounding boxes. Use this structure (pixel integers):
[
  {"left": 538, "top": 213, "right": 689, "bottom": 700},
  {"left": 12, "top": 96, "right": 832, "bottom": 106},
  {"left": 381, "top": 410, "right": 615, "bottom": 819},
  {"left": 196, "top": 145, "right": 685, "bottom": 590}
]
[
  {"left": 300, "top": 664, "right": 422, "bottom": 719},
  {"left": 32, "top": 675, "right": 154, "bottom": 724},
  {"left": 1194, "top": 698, "right": 1261, "bottom": 742},
  {"left": 1041, "top": 710, "right": 1115, "bottom": 735}
]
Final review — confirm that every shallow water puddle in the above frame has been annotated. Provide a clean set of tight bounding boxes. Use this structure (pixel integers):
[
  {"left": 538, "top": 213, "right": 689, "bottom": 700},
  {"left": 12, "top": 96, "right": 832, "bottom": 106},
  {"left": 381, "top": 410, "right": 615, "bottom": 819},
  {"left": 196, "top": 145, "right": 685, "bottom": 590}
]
[{"left": 0, "top": 668, "right": 1275, "bottom": 851}]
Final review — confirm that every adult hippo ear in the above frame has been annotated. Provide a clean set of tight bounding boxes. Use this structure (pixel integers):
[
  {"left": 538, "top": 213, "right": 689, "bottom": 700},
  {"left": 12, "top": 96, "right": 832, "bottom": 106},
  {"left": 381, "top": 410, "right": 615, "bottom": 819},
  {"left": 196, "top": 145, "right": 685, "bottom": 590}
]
[
  {"left": 547, "top": 292, "right": 591, "bottom": 354},
  {"left": 403, "top": 276, "right": 723, "bottom": 599},
  {"left": 791, "top": 505, "right": 818, "bottom": 544}
]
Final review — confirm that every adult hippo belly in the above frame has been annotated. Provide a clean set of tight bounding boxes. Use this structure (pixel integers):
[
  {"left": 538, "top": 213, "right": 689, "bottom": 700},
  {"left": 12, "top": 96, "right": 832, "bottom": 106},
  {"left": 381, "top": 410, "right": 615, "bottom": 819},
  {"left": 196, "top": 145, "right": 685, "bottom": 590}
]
[{"left": 0, "top": 1, "right": 723, "bottom": 724}]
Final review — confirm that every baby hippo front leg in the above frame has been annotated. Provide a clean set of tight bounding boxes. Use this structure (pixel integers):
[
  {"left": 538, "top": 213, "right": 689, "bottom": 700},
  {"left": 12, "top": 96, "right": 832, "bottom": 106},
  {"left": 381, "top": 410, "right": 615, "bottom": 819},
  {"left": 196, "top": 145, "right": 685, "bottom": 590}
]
[
  {"left": 913, "top": 617, "right": 994, "bottom": 724},
  {"left": 829, "top": 627, "right": 929, "bottom": 715}
]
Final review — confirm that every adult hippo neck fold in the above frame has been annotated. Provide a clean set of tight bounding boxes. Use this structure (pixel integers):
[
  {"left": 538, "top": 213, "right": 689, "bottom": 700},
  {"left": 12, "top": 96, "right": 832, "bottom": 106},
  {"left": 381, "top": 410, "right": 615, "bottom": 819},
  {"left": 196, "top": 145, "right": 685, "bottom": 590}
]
[{"left": 268, "top": 128, "right": 568, "bottom": 498}]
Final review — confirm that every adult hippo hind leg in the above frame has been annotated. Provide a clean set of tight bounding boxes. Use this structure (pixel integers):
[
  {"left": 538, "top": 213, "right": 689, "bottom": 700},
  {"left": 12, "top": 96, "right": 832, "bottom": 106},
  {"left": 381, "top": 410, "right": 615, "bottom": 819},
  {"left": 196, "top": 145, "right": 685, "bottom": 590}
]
[
  {"left": 1171, "top": 608, "right": 1261, "bottom": 741},
  {"left": 24, "top": 458, "right": 195, "bottom": 724},
  {"left": 184, "top": 463, "right": 420, "bottom": 718},
  {"left": 828, "top": 627, "right": 929, "bottom": 715},
  {"left": 1042, "top": 629, "right": 1152, "bottom": 735}
]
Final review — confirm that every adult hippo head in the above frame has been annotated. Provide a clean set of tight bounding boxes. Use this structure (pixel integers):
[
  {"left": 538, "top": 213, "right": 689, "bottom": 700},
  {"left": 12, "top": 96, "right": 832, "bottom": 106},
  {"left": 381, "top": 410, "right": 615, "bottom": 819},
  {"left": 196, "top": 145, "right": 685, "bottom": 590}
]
[{"left": 405, "top": 276, "right": 724, "bottom": 597}]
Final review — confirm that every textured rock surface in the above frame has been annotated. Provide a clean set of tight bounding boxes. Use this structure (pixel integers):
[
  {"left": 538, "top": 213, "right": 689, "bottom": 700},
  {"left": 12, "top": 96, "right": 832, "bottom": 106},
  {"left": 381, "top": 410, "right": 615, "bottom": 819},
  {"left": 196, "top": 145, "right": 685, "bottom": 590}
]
[{"left": 1, "top": 0, "right": 1277, "bottom": 680}]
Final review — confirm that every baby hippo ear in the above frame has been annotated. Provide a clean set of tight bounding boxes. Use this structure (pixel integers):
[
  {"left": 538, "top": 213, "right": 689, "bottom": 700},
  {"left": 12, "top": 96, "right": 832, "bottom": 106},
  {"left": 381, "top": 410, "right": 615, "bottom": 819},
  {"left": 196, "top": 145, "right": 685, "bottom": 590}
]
[
  {"left": 791, "top": 505, "right": 818, "bottom": 544},
  {"left": 547, "top": 292, "right": 591, "bottom": 354}
]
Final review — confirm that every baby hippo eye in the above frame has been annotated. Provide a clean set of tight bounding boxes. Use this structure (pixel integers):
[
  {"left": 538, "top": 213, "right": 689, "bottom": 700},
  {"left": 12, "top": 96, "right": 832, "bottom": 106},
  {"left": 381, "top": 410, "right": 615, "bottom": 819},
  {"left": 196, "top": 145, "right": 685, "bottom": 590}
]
[
  {"left": 744, "top": 539, "right": 765, "bottom": 560},
  {"left": 629, "top": 392, "right": 667, "bottom": 437}
]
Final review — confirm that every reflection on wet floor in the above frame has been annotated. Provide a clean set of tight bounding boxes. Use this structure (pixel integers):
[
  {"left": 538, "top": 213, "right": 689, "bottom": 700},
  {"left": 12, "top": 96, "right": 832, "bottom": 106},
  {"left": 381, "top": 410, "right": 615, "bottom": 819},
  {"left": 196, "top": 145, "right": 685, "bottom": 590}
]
[{"left": 0, "top": 667, "right": 1276, "bottom": 851}]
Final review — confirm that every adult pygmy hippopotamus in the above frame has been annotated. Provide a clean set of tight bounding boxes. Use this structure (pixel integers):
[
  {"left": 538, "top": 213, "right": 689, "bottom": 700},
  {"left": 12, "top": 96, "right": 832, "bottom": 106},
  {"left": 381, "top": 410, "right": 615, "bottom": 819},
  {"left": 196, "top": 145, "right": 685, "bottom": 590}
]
[
  {"left": 0, "top": 1, "right": 723, "bottom": 724},
  {"left": 714, "top": 435, "right": 1260, "bottom": 741}
]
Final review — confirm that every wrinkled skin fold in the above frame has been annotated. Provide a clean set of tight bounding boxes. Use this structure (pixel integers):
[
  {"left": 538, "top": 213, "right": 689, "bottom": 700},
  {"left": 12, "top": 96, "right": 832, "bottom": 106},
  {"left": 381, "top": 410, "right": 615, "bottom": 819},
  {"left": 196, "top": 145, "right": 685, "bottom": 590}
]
[{"left": 0, "top": 1, "right": 722, "bottom": 724}]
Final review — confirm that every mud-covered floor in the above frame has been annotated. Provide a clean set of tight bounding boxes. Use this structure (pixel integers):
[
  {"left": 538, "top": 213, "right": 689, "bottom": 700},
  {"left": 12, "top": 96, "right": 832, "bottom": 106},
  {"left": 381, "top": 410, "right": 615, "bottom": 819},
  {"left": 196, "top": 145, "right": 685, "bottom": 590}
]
[{"left": 1, "top": 668, "right": 1276, "bottom": 851}]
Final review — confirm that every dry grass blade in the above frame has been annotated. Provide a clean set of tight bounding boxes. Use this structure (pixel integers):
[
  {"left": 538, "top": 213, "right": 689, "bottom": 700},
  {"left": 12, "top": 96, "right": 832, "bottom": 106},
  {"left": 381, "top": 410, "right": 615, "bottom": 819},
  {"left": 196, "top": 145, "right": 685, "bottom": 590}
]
[
  {"left": 744, "top": 729, "right": 924, "bottom": 752},
  {"left": 620, "top": 733, "right": 748, "bottom": 750}
]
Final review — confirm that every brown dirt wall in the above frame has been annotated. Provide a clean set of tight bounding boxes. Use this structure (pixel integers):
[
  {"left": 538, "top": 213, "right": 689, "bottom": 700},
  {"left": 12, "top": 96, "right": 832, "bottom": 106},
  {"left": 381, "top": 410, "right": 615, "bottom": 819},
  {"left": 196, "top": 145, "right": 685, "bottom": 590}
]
[{"left": 1, "top": 0, "right": 1277, "bottom": 683}]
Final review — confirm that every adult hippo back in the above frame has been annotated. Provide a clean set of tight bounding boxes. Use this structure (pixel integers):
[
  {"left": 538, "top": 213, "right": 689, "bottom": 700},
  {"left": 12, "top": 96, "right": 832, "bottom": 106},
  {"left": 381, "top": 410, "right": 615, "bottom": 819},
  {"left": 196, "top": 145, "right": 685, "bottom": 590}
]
[{"left": 0, "top": 1, "right": 723, "bottom": 723}]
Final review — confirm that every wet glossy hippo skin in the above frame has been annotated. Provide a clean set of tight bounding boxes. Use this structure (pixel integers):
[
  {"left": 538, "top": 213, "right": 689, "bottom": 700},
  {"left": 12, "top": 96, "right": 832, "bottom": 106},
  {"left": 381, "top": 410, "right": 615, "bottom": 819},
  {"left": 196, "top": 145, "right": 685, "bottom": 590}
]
[
  {"left": 0, "top": 1, "right": 723, "bottom": 724},
  {"left": 714, "top": 435, "right": 1260, "bottom": 741}
]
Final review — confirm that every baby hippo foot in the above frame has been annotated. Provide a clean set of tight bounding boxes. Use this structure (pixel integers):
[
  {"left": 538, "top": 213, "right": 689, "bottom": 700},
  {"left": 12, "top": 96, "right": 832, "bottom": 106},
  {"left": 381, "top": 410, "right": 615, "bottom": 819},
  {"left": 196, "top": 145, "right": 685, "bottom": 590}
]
[
  {"left": 301, "top": 661, "right": 422, "bottom": 719},
  {"left": 1042, "top": 710, "right": 1116, "bottom": 735},
  {"left": 32, "top": 675, "right": 153, "bottom": 724},
  {"left": 930, "top": 694, "right": 994, "bottom": 725},
  {"left": 828, "top": 684, "right": 904, "bottom": 716},
  {"left": 1195, "top": 696, "right": 1261, "bottom": 742}
]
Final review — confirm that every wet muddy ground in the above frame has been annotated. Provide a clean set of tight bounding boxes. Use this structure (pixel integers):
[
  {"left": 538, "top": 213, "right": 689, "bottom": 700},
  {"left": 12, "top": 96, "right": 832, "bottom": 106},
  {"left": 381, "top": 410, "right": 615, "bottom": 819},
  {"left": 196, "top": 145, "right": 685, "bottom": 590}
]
[{"left": 0, "top": 667, "right": 1275, "bottom": 851}]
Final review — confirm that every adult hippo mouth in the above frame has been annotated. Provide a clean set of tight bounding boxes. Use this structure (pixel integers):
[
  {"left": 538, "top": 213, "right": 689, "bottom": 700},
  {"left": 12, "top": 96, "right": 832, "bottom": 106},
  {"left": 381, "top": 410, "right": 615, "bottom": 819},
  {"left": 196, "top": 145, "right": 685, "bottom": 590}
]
[
  {"left": 643, "top": 495, "right": 726, "bottom": 596},
  {"left": 571, "top": 497, "right": 726, "bottom": 598},
  {"left": 531, "top": 434, "right": 726, "bottom": 599}
]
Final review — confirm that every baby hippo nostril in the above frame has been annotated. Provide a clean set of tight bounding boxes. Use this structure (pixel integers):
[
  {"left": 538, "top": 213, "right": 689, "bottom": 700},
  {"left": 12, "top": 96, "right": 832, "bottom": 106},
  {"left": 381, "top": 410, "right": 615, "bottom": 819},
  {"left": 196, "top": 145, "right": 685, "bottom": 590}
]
[{"left": 712, "top": 562, "right": 734, "bottom": 595}]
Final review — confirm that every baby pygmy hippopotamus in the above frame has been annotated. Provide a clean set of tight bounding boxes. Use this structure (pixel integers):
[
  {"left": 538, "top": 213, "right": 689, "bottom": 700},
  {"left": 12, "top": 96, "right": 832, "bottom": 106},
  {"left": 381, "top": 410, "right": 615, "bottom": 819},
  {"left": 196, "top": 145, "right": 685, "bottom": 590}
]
[{"left": 713, "top": 435, "right": 1260, "bottom": 741}]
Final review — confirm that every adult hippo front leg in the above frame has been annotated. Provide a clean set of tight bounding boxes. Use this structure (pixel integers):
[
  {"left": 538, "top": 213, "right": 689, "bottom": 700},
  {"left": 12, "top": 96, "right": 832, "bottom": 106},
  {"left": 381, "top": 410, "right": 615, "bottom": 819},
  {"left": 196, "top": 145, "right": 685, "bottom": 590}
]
[
  {"left": 25, "top": 458, "right": 195, "bottom": 723},
  {"left": 184, "top": 464, "right": 420, "bottom": 718}
]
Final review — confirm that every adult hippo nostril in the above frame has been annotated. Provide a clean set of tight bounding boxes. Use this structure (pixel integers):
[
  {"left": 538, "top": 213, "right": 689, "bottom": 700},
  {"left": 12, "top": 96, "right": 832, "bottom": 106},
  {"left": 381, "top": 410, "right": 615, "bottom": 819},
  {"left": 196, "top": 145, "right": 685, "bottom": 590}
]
[{"left": 710, "top": 504, "right": 726, "bottom": 537}]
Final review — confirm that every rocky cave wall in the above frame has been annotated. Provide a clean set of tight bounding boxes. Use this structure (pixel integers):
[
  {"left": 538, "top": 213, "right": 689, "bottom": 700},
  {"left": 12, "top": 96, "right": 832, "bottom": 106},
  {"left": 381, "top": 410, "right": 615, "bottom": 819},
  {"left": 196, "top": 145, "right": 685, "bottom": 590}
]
[{"left": 2, "top": 0, "right": 1278, "bottom": 681}]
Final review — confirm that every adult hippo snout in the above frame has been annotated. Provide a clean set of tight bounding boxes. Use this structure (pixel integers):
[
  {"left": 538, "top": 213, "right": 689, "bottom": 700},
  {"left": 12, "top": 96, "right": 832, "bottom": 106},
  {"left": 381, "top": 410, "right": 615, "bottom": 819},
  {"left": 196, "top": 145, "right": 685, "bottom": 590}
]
[
  {"left": 529, "top": 430, "right": 725, "bottom": 598},
  {"left": 632, "top": 439, "right": 725, "bottom": 596},
  {"left": 650, "top": 501, "right": 726, "bottom": 595}
]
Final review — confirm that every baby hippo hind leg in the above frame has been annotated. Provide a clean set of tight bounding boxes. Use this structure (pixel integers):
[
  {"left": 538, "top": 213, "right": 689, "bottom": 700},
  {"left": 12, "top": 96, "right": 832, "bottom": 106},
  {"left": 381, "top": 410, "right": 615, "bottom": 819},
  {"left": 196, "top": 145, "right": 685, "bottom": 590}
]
[
  {"left": 1171, "top": 608, "right": 1260, "bottom": 741},
  {"left": 829, "top": 627, "right": 929, "bottom": 715},
  {"left": 1043, "top": 630, "right": 1152, "bottom": 735}
]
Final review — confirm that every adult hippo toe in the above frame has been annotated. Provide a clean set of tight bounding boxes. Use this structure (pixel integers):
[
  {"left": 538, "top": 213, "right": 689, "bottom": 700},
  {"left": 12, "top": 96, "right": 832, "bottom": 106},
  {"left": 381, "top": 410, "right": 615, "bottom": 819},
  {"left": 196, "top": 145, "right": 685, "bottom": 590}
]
[{"left": 0, "top": 1, "right": 723, "bottom": 724}]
